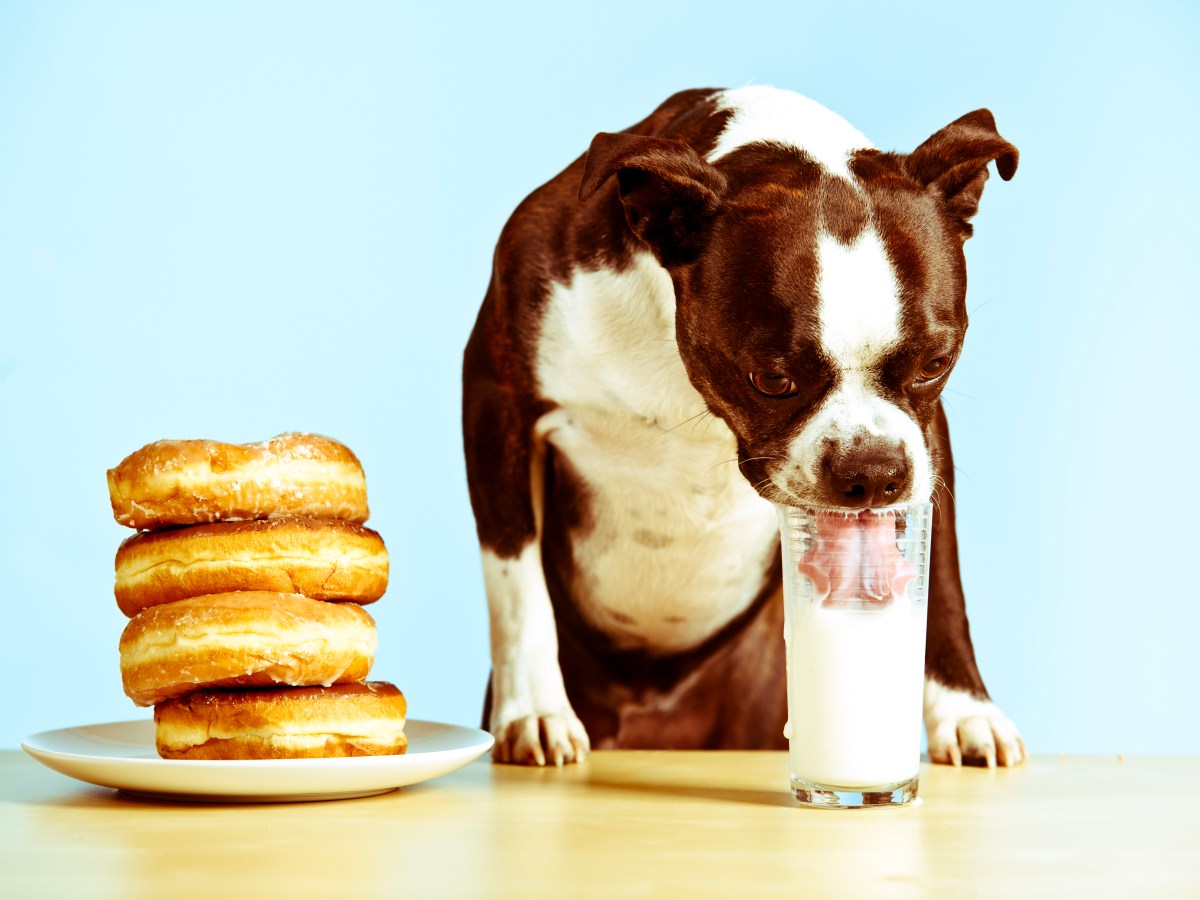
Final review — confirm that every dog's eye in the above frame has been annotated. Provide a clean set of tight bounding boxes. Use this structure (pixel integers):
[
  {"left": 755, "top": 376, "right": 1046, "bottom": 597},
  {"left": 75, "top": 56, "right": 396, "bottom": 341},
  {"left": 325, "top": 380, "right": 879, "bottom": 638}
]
[
  {"left": 749, "top": 373, "right": 799, "bottom": 397},
  {"left": 916, "top": 357, "right": 951, "bottom": 383}
]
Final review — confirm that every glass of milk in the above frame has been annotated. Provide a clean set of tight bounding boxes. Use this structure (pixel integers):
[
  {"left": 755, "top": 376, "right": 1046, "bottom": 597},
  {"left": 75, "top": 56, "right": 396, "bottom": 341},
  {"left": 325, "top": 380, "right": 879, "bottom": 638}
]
[{"left": 776, "top": 502, "right": 933, "bottom": 808}]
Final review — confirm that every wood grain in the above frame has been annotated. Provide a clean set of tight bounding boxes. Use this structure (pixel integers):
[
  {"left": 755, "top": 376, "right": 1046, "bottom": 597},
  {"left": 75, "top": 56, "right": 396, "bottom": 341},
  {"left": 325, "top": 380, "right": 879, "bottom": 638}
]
[{"left": 2, "top": 751, "right": 1197, "bottom": 899}]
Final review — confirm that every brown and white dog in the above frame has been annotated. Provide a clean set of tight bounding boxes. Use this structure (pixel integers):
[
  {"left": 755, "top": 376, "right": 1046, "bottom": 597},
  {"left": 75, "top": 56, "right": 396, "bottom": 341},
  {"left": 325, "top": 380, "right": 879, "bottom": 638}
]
[{"left": 463, "top": 86, "right": 1025, "bottom": 768}]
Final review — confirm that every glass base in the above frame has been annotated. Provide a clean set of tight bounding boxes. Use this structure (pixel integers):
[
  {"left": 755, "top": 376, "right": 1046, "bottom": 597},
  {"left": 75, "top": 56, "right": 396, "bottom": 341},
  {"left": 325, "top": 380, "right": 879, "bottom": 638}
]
[{"left": 791, "top": 773, "right": 918, "bottom": 809}]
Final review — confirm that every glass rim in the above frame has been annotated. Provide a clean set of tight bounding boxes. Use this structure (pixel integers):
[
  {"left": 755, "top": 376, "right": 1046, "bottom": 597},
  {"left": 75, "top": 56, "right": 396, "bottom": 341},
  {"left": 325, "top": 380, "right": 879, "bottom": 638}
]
[{"left": 774, "top": 500, "right": 933, "bottom": 517}]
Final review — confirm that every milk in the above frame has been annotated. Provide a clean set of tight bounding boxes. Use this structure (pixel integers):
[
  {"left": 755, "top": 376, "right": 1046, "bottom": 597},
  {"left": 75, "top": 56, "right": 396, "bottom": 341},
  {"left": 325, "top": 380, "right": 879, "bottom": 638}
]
[
  {"left": 777, "top": 503, "right": 932, "bottom": 797},
  {"left": 784, "top": 592, "right": 927, "bottom": 787}
]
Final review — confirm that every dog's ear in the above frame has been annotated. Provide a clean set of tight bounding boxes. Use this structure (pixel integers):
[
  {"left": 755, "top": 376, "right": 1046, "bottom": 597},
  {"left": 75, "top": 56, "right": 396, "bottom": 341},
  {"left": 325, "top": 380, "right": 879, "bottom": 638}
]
[
  {"left": 903, "top": 109, "right": 1018, "bottom": 239},
  {"left": 579, "top": 132, "right": 727, "bottom": 265}
]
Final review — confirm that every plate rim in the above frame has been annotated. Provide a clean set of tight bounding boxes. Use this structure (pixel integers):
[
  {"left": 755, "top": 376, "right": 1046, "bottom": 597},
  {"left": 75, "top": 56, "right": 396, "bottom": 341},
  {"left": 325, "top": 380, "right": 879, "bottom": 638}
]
[
  {"left": 22, "top": 717, "right": 493, "bottom": 765},
  {"left": 20, "top": 717, "right": 495, "bottom": 801}
]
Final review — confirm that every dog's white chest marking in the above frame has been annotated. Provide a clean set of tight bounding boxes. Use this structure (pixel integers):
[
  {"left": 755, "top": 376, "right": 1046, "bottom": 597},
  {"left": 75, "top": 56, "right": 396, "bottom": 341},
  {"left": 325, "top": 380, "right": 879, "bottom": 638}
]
[{"left": 535, "top": 254, "right": 779, "bottom": 654}]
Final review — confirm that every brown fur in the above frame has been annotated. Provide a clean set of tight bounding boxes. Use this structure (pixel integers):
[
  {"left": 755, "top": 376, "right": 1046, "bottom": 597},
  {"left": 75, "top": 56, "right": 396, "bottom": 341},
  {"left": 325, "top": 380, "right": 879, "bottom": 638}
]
[{"left": 465, "top": 89, "right": 1016, "bottom": 749}]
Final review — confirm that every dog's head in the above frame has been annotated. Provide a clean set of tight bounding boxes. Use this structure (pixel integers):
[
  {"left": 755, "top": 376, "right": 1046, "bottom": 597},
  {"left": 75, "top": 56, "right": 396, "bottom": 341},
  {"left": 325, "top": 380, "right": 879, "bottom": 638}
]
[{"left": 579, "top": 108, "right": 1017, "bottom": 511}]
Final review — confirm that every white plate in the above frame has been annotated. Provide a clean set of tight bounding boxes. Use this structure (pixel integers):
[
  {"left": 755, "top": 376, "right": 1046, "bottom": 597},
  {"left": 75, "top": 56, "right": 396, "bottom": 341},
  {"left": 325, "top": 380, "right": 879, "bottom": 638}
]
[{"left": 22, "top": 718, "right": 494, "bottom": 803}]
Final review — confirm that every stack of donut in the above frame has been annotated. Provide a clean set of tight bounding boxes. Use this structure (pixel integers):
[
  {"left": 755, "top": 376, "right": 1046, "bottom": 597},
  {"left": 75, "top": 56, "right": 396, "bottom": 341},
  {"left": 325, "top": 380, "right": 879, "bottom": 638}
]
[{"left": 107, "top": 433, "right": 407, "bottom": 760}]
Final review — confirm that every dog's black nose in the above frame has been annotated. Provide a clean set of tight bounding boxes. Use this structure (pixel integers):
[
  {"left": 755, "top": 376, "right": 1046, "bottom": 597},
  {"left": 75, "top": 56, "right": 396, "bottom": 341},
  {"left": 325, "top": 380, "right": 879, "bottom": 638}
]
[{"left": 824, "top": 445, "right": 909, "bottom": 508}]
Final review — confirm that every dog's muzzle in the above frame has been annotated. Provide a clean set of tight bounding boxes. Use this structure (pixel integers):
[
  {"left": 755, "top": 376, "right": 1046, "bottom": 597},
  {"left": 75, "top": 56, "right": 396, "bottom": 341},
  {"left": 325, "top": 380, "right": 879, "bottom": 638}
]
[{"left": 821, "top": 439, "right": 910, "bottom": 508}]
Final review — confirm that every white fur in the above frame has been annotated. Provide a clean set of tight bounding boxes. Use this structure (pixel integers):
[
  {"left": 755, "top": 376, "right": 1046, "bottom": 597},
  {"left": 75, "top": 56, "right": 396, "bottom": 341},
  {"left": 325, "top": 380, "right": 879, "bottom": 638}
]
[
  {"left": 780, "top": 375, "right": 933, "bottom": 507},
  {"left": 481, "top": 542, "right": 589, "bottom": 764},
  {"left": 481, "top": 544, "right": 569, "bottom": 720},
  {"left": 535, "top": 252, "right": 692, "bottom": 425},
  {"left": 535, "top": 254, "right": 780, "bottom": 654},
  {"left": 708, "top": 86, "right": 873, "bottom": 179},
  {"left": 814, "top": 230, "right": 901, "bottom": 364},
  {"left": 924, "top": 678, "right": 1025, "bottom": 767}
]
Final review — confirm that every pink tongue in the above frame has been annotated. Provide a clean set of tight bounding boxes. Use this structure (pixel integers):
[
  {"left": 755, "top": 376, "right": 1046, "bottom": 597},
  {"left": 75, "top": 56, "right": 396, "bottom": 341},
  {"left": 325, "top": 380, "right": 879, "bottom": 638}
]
[{"left": 796, "top": 511, "right": 916, "bottom": 607}]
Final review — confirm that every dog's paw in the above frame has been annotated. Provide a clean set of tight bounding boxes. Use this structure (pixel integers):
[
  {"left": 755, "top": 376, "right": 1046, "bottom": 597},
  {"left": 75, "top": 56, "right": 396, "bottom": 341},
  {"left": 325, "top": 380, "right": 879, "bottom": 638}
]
[
  {"left": 491, "top": 712, "right": 591, "bottom": 767},
  {"left": 924, "top": 679, "right": 1025, "bottom": 768}
]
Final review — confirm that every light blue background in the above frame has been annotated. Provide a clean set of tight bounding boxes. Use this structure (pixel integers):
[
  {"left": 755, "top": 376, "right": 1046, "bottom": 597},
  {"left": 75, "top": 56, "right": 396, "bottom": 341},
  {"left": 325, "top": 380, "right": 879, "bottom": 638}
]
[{"left": 2, "top": 1, "right": 1196, "bottom": 752}]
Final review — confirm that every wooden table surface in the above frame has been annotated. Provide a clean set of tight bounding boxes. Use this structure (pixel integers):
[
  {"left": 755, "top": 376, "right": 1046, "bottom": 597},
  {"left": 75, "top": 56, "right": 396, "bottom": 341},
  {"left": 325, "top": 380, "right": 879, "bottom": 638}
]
[{"left": 2, "top": 750, "right": 1197, "bottom": 899}]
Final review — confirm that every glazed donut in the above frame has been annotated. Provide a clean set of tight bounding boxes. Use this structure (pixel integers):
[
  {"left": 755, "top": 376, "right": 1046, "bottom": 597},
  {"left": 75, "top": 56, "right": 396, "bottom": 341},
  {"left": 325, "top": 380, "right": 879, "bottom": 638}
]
[
  {"left": 114, "top": 517, "right": 389, "bottom": 617},
  {"left": 119, "top": 591, "right": 377, "bottom": 707},
  {"left": 107, "top": 433, "right": 369, "bottom": 530},
  {"left": 154, "top": 682, "right": 408, "bottom": 760}
]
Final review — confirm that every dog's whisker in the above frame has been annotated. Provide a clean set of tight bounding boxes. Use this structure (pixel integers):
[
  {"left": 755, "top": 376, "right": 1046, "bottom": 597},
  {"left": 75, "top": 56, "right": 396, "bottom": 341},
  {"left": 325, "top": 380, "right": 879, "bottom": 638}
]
[
  {"left": 927, "top": 472, "right": 960, "bottom": 517},
  {"left": 653, "top": 409, "right": 710, "bottom": 438},
  {"left": 689, "top": 411, "right": 717, "bottom": 436},
  {"left": 704, "top": 454, "right": 782, "bottom": 474},
  {"left": 707, "top": 457, "right": 741, "bottom": 472},
  {"left": 934, "top": 475, "right": 957, "bottom": 510},
  {"left": 750, "top": 476, "right": 779, "bottom": 496}
]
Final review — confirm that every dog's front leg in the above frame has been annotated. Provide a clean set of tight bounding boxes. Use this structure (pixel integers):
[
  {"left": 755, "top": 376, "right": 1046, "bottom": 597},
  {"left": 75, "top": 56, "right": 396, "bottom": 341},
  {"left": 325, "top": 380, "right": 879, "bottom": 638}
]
[
  {"left": 463, "top": 368, "right": 589, "bottom": 766},
  {"left": 923, "top": 400, "right": 1025, "bottom": 767},
  {"left": 481, "top": 544, "right": 590, "bottom": 765}
]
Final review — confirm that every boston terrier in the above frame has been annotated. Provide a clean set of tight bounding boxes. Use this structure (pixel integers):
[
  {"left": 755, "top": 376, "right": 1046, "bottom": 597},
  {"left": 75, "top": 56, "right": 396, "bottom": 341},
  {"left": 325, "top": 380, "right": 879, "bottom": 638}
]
[{"left": 462, "top": 86, "right": 1024, "bottom": 767}]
